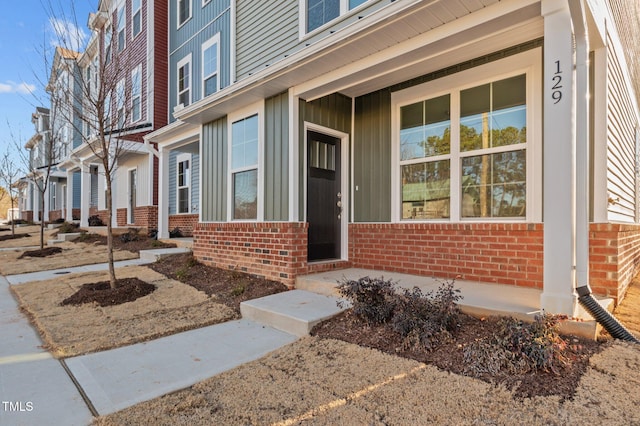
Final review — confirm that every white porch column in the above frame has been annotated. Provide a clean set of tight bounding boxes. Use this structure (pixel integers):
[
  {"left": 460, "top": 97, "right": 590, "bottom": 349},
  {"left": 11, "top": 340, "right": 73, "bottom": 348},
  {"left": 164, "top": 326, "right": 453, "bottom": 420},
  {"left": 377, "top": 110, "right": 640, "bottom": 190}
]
[
  {"left": 31, "top": 181, "right": 40, "bottom": 223},
  {"left": 66, "top": 169, "right": 74, "bottom": 221},
  {"left": 80, "top": 162, "right": 91, "bottom": 228},
  {"left": 42, "top": 180, "right": 50, "bottom": 223},
  {"left": 541, "top": 0, "right": 578, "bottom": 315},
  {"left": 158, "top": 145, "right": 170, "bottom": 239}
]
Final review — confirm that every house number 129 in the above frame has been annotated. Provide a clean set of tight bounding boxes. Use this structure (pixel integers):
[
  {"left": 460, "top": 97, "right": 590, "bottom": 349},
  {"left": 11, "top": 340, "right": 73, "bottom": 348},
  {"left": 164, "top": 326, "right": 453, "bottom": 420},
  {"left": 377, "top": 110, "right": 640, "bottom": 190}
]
[{"left": 551, "top": 60, "right": 563, "bottom": 104}]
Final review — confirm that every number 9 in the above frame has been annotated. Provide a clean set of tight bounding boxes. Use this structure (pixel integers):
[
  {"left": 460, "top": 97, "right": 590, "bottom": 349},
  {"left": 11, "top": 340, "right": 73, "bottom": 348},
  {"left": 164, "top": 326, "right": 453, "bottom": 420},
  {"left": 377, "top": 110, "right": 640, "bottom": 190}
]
[{"left": 552, "top": 91, "right": 562, "bottom": 104}]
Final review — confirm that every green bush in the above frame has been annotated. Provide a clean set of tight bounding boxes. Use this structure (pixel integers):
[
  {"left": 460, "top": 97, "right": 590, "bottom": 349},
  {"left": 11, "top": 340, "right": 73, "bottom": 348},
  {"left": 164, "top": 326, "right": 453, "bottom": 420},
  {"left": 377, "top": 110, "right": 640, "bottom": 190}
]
[{"left": 337, "top": 276, "right": 397, "bottom": 325}]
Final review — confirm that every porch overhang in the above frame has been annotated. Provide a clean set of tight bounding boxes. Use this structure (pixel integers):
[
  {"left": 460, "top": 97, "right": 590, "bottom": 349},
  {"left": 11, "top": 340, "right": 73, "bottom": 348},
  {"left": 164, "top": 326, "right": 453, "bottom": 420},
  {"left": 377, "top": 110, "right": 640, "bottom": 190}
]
[{"left": 176, "top": 0, "right": 542, "bottom": 125}]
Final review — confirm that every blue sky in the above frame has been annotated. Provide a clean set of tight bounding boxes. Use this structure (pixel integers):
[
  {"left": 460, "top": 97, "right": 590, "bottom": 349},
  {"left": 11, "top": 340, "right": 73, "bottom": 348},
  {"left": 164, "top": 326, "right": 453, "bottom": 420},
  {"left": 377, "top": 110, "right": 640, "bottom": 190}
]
[{"left": 0, "top": 0, "right": 96, "bottom": 170}]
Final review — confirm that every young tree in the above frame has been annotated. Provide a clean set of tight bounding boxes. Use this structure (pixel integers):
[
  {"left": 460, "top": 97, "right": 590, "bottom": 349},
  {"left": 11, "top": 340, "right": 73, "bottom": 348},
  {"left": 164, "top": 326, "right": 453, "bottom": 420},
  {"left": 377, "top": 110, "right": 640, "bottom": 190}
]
[{"left": 0, "top": 149, "right": 22, "bottom": 237}]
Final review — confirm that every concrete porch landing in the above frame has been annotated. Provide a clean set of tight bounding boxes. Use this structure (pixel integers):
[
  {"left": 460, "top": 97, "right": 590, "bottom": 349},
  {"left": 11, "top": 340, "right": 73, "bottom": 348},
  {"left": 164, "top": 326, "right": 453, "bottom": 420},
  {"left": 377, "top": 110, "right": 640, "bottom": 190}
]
[{"left": 296, "top": 268, "right": 611, "bottom": 339}]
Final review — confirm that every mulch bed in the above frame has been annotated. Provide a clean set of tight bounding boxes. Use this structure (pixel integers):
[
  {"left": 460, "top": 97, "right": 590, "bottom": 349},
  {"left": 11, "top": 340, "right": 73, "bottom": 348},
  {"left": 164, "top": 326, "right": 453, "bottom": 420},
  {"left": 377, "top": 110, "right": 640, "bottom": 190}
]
[
  {"left": 0, "top": 233, "right": 30, "bottom": 242},
  {"left": 18, "top": 247, "right": 63, "bottom": 258},
  {"left": 148, "top": 252, "right": 288, "bottom": 312},
  {"left": 61, "top": 278, "right": 156, "bottom": 307},
  {"left": 311, "top": 310, "right": 606, "bottom": 401}
]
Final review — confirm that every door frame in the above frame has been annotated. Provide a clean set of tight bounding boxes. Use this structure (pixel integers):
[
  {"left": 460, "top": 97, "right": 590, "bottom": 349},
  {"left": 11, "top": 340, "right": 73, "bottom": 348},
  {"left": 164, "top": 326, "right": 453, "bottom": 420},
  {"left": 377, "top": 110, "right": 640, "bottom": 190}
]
[
  {"left": 303, "top": 122, "right": 349, "bottom": 262},
  {"left": 128, "top": 167, "right": 137, "bottom": 224}
]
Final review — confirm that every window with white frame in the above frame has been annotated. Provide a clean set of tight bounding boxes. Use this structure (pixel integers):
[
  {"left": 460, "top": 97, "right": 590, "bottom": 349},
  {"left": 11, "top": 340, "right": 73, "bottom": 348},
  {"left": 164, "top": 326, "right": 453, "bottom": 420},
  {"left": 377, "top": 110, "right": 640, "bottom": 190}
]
[
  {"left": 303, "top": 0, "right": 370, "bottom": 33},
  {"left": 117, "top": 5, "right": 126, "bottom": 52},
  {"left": 131, "top": 65, "right": 142, "bottom": 122},
  {"left": 132, "top": 0, "right": 142, "bottom": 37},
  {"left": 393, "top": 51, "right": 540, "bottom": 222},
  {"left": 231, "top": 114, "right": 259, "bottom": 220},
  {"left": 177, "top": 55, "right": 191, "bottom": 107},
  {"left": 178, "top": 0, "right": 191, "bottom": 27},
  {"left": 116, "top": 79, "right": 125, "bottom": 128},
  {"left": 202, "top": 34, "right": 219, "bottom": 98},
  {"left": 104, "top": 91, "right": 112, "bottom": 130},
  {"left": 176, "top": 153, "right": 191, "bottom": 213},
  {"left": 104, "top": 24, "right": 112, "bottom": 65}
]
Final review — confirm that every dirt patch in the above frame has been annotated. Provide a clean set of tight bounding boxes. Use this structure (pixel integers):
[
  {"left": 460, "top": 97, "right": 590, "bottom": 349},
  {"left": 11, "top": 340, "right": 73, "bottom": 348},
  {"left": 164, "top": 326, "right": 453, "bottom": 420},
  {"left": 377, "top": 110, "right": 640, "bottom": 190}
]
[
  {"left": 0, "top": 233, "right": 30, "bottom": 241},
  {"left": 18, "top": 246, "right": 63, "bottom": 258},
  {"left": 72, "top": 233, "right": 176, "bottom": 254},
  {"left": 11, "top": 266, "right": 238, "bottom": 357},
  {"left": 61, "top": 278, "right": 156, "bottom": 307},
  {"left": 148, "top": 252, "right": 288, "bottom": 312}
]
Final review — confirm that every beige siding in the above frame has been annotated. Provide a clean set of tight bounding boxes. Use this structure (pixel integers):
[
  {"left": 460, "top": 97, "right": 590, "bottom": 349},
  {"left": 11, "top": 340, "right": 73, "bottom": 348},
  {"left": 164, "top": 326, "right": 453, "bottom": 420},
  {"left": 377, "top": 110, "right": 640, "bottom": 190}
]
[{"left": 115, "top": 153, "right": 151, "bottom": 210}]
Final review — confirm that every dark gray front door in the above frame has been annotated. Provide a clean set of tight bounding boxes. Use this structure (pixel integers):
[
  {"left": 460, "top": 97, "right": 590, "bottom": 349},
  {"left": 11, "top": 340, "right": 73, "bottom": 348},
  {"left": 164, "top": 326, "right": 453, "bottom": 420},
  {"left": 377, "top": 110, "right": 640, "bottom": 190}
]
[{"left": 307, "top": 130, "right": 341, "bottom": 261}]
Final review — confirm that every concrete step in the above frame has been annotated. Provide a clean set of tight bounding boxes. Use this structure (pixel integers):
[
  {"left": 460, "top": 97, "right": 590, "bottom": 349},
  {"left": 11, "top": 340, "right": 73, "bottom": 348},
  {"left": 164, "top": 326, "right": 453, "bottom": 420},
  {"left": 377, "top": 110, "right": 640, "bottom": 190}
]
[
  {"left": 240, "top": 290, "right": 348, "bottom": 337},
  {"left": 139, "top": 247, "right": 191, "bottom": 262}
]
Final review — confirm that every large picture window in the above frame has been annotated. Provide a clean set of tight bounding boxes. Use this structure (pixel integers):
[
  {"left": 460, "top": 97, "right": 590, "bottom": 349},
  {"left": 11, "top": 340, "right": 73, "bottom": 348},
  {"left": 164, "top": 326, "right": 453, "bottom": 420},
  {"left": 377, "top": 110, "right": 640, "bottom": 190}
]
[
  {"left": 393, "top": 50, "right": 540, "bottom": 222},
  {"left": 231, "top": 114, "right": 259, "bottom": 220}
]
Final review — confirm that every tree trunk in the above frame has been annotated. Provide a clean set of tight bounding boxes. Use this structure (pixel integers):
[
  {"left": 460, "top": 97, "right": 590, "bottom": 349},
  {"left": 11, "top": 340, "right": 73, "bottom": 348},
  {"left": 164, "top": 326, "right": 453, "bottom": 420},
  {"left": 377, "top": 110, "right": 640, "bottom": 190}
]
[
  {"left": 39, "top": 188, "right": 45, "bottom": 250},
  {"left": 105, "top": 169, "right": 118, "bottom": 289}
]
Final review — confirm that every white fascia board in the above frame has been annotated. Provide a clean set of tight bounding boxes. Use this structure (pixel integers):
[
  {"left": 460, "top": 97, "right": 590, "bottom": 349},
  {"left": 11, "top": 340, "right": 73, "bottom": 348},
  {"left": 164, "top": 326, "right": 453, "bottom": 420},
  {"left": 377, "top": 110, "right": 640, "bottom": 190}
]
[{"left": 145, "top": 120, "right": 200, "bottom": 147}]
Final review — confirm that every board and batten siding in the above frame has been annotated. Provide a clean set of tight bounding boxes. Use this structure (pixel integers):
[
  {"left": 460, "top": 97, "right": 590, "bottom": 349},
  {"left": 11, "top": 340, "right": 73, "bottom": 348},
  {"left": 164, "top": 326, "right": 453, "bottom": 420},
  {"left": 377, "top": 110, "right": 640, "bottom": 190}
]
[
  {"left": 234, "top": 0, "right": 389, "bottom": 81},
  {"left": 201, "top": 117, "right": 228, "bottom": 222},
  {"left": 298, "top": 93, "right": 352, "bottom": 218},
  {"left": 169, "top": 0, "right": 231, "bottom": 122},
  {"left": 606, "top": 31, "right": 640, "bottom": 223},
  {"left": 264, "top": 92, "right": 289, "bottom": 221},
  {"left": 353, "top": 89, "right": 392, "bottom": 222}
]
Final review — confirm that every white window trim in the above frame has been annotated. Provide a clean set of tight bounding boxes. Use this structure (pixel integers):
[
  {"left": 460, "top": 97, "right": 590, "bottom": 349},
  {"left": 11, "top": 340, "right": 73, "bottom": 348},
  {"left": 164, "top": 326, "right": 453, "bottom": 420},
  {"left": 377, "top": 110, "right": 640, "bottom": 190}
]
[
  {"left": 390, "top": 48, "right": 542, "bottom": 223},
  {"left": 177, "top": 54, "right": 192, "bottom": 108},
  {"left": 299, "top": 0, "right": 371, "bottom": 37},
  {"left": 201, "top": 33, "right": 220, "bottom": 99},
  {"left": 202, "top": 0, "right": 211, "bottom": 6},
  {"left": 116, "top": 78, "right": 126, "bottom": 127},
  {"left": 176, "top": 152, "right": 192, "bottom": 214},
  {"left": 117, "top": 5, "right": 126, "bottom": 52},
  {"left": 177, "top": 0, "right": 192, "bottom": 28},
  {"left": 131, "top": 65, "right": 142, "bottom": 123},
  {"left": 132, "top": 0, "right": 142, "bottom": 39},
  {"left": 227, "top": 100, "right": 265, "bottom": 222}
]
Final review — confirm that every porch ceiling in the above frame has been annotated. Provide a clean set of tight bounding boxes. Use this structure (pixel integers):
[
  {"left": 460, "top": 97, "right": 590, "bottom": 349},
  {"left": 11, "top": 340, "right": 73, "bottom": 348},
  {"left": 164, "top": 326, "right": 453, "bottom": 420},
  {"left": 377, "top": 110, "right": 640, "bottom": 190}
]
[{"left": 177, "top": 0, "right": 542, "bottom": 125}]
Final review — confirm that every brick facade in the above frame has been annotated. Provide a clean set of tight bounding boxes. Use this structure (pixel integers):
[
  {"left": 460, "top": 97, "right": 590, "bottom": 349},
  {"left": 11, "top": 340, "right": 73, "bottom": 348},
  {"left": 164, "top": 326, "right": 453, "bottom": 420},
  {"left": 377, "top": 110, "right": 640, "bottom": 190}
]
[
  {"left": 116, "top": 206, "right": 158, "bottom": 229},
  {"left": 48, "top": 210, "right": 63, "bottom": 222},
  {"left": 21, "top": 211, "right": 33, "bottom": 222},
  {"left": 168, "top": 214, "right": 198, "bottom": 237}
]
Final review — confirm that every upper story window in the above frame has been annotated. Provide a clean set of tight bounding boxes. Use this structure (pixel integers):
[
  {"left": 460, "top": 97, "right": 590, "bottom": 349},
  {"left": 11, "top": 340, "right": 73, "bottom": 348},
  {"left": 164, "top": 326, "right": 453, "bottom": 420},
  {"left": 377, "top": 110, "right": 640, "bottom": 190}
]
[
  {"left": 177, "top": 54, "right": 191, "bottom": 107},
  {"left": 132, "top": 0, "right": 142, "bottom": 37},
  {"left": 117, "top": 6, "right": 126, "bottom": 52},
  {"left": 202, "top": 34, "right": 219, "bottom": 98},
  {"left": 392, "top": 50, "right": 541, "bottom": 223},
  {"left": 116, "top": 79, "right": 125, "bottom": 128},
  {"left": 303, "top": 0, "right": 371, "bottom": 33},
  {"left": 131, "top": 65, "right": 142, "bottom": 122},
  {"left": 230, "top": 112, "right": 260, "bottom": 220},
  {"left": 104, "top": 24, "right": 112, "bottom": 65},
  {"left": 178, "top": 0, "right": 191, "bottom": 27}
]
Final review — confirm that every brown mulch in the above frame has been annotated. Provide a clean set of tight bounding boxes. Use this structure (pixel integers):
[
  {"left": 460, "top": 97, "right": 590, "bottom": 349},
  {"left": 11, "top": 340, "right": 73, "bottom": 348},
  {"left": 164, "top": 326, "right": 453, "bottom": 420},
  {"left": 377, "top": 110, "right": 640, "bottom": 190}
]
[
  {"left": 73, "top": 233, "right": 176, "bottom": 254},
  {"left": 311, "top": 310, "right": 606, "bottom": 401},
  {"left": 0, "top": 233, "right": 30, "bottom": 241},
  {"left": 148, "top": 252, "right": 289, "bottom": 312},
  {"left": 61, "top": 278, "right": 156, "bottom": 307},
  {"left": 18, "top": 246, "right": 63, "bottom": 258}
]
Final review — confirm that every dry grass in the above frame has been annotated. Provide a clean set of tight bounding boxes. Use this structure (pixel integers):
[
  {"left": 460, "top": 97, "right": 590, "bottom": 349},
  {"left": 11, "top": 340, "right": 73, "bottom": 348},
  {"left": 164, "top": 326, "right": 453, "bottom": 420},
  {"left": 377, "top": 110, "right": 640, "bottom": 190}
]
[
  {"left": 613, "top": 276, "right": 640, "bottom": 338},
  {"left": 93, "top": 337, "right": 640, "bottom": 426},
  {"left": 0, "top": 241, "right": 139, "bottom": 275},
  {"left": 11, "top": 265, "right": 237, "bottom": 357},
  {"left": 0, "top": 225, "right": 57, "bottom": 248}
]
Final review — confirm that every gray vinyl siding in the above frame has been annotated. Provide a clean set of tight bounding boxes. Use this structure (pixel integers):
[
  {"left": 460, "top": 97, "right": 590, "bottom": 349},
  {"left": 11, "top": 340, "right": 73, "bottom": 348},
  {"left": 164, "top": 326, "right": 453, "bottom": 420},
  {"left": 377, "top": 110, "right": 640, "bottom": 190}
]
[
  {"left": 264, "top": 92, "right": 289, "bottom": 221},
  {"left": 235, "top": 0, "right": 390, "bottom": 80},
  {"left": 353, "top": 90, "right": 391, "bottom": 222},
  {"left": 169, "top": 0, "right": 231, "bottom": 122},
  {"left": 192, "top": 154, "right": 200, "bottom": 214},
  {"left": 201, "top": 117, "right": 228, "bottom": 221},
  {"left": 606, "top": 31, "right": 640, "bottom": 222},
  {"left": 72, "top": 171, "right": 81, "bottom": 209},
  {"left": 168, "top": 150, "right": 178, "bottom": 215},
  {"left": 298, "top": 93, "right": 352, "bottom": 216}
]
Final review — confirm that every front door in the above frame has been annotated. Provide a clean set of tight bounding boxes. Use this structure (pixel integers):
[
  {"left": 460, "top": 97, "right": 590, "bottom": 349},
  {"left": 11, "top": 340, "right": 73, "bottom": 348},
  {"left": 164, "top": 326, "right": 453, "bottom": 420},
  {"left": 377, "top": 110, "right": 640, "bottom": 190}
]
[
  {"left": 129, "top": 169, "right": 137, "bottom": 224},
  {"left": 307, "top": 130, "right": 342, "bottom": 261}
]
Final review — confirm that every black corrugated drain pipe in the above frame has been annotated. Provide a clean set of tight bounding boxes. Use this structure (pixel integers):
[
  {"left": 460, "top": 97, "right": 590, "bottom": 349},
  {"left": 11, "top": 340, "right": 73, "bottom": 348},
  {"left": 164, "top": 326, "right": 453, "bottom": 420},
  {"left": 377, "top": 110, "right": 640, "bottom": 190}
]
[{"left": 576, "top": 285, "right": 640, "bottom": 343}]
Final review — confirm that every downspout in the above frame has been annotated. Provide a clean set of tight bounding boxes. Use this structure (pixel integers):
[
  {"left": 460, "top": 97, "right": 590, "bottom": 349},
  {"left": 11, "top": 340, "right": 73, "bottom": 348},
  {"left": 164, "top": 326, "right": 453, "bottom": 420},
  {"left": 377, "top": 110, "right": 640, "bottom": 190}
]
[{"left": 569, "top": 0, "right": 639, "bottom": 343}]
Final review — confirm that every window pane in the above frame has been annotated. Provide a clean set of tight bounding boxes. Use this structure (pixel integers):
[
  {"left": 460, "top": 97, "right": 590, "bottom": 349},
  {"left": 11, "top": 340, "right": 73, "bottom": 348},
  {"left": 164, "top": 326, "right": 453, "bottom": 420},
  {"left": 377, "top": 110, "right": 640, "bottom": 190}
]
[
  {"left": 132, "top": 97, "right": 140, "bottom": 121},
  {"left": 179, "top": 0, "right": 190, "bottom": 24},
  {"left": 401, "top": 160, "right": 450, "bottom": 219},
  {"left": 178, "top": 188, "right": 189, "bottom": 213},
  {"left": 232, "top": 115, "right": 258, "bottom": 169},
  {"left": 400, "top": 95, "right": 450, "bottom": 160},
  {"left": 133, "top": 11, "right": 141, "bottom": 36},
  {"left": 233, "top": 169, "right": 257, "bottom": 219},
  {"left": 203, "top": 44, "right": 217, "bottom": 76},
  {"left": 308, "top": 0, "right": 339, "bottom": 32},
  {"left": 349, "top": 0, "right": 367, "bottom": 9},
  {"left": 204, "top": 75, "right": 217, "bottom": 97},
  {"left": 461, "top": 150, "right": 526, "bottom": 218}
]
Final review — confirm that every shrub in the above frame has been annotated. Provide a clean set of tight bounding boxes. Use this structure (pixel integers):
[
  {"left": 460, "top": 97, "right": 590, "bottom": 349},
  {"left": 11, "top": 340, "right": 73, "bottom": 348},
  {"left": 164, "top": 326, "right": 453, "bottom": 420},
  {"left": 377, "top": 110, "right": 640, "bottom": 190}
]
[
  {"left": 119, "top": 228, "right": 141, "bottom": 243},
  {"left": 169, "top": 227, "right": 183, "bottom": 238},
  {"left": 337, "top": 276, "right": 397, "bottom": 325},
  {"left": 392, "top": 282, "right": 462, "bottom": 351},
  {"left": 88, "top": 215, "right": 105, "bottom": 226},
  {"left": 56, "top": 222, "right": 80, "bottom": 234}
]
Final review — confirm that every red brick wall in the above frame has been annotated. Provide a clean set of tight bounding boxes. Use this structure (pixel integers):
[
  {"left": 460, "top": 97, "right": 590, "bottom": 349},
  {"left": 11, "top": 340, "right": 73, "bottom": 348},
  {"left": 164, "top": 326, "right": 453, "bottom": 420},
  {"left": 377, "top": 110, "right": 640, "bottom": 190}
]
[
  {"left": 72, "top": 209, "right": 81, "bottom": 221},
  {"left": 193, "top": 222, "right": 309, "bottom": 287},
  {"left": 349, "top": 223, "right": 544, "bottom": 289},
  {"left": 49, "top": 210, "right": 62, "bottom": 222},
  {"left": 116, "top": 206, "right": 158, "bottom": 229},
  {"left": 168, "top": 214, "right": 198, "bottom": 237},
  {"left": 117, "top": 208, "right": 127, "bottom": 227},
  {"left": 21, "top": 211, "right": 33, "bottom": 222},
  {"left": 590, "top": 223, "right": 640, "bottom": 301}
]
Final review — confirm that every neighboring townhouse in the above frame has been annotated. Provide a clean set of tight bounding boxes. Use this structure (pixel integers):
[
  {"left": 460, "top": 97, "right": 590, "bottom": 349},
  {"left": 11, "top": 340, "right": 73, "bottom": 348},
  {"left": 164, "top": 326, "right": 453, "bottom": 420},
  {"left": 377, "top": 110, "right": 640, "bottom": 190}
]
[
  {"left": 146, "top": 0, "right": 230, "bottom": 237},
  {"left": 151, "top": 0, "right": 640, "bottom": 318},
  {"left": 20, "top": 107, "right": 51, "bottom": 223},
  {"left": 60, "top": 0, "right": 168, "bottom": 229}
]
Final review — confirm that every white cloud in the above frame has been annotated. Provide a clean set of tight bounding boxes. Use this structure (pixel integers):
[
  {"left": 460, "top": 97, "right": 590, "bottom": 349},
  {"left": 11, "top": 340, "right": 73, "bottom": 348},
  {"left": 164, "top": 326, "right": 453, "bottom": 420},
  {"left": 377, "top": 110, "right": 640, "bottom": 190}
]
[
  {"left": 0, "top": 81, "right": 36, "bottom": 95},
  {"left": 48, "top": 17, "right": 88, "bottom": 52}
]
